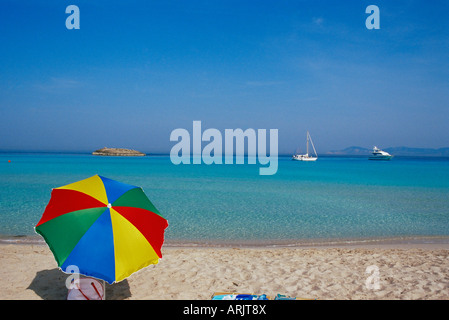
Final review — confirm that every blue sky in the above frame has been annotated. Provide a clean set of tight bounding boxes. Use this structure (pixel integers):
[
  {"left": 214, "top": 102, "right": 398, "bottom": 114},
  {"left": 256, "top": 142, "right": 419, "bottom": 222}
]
[{"left": 0, "top": 0, "right": 448, "bottom": 154}]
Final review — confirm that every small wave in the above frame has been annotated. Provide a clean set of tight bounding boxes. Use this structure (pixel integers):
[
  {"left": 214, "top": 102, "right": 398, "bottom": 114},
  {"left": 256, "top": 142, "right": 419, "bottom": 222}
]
[{"left": 0, "top": 235, "right": 45, "bottom": 245}]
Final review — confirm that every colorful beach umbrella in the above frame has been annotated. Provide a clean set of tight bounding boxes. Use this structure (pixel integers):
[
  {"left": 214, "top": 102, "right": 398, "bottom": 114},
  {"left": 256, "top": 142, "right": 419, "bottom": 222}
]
[{"left": 35, "top": 175, "right": 168, "bottom": 284}]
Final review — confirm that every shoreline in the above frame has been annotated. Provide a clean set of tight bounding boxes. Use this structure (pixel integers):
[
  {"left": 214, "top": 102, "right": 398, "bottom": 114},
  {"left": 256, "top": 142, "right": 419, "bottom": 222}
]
[{"left": 2, "top": 234, "right": 449, "bottom": 250}]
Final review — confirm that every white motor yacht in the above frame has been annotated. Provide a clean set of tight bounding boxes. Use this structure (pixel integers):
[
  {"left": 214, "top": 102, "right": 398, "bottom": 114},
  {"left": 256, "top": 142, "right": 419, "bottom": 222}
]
[{"left": 368, "top": 146, "right": 393, "bottom": 160}]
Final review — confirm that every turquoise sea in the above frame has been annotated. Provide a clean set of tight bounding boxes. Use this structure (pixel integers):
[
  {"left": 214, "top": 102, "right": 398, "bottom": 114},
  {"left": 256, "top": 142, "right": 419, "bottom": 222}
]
[{"left": 1, "top": 153, "right": 449, "bottom": 246}]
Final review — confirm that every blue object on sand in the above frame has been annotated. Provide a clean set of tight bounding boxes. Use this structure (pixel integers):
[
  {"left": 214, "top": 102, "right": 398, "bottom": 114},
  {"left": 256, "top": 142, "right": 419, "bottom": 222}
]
[
  {"left": 275, "top": 294, "right": 297, "bottom": 300},
  {"left": 235, "top": 294, "right": 256, "bottom": 300}
]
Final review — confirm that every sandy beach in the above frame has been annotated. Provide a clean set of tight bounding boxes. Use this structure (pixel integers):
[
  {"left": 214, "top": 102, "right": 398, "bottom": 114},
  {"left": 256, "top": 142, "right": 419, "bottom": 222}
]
[{"left": 1, "top": 242, "right": 448, "bottom": 300}]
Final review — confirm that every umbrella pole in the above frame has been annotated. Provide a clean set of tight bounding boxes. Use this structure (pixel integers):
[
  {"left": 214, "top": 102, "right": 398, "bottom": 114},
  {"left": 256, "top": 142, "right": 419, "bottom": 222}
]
[{"left": 103, "top": 280, "right": 106, "bottom": 300}]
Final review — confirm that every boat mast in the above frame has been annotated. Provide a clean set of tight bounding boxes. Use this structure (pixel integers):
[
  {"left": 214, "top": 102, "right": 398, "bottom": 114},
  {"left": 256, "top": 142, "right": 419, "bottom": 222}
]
[
  {"left": 308, "top": 131, "right": 317, "bottom": 157},
  {"left": 306, "top": 131, "right": 309, "bottom": 156}
]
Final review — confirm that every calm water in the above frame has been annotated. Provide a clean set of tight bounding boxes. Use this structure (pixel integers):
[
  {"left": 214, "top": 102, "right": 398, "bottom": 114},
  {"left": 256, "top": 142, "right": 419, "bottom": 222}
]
[{"left": 1, "top": 153, "right": 449, "bottom": 245}]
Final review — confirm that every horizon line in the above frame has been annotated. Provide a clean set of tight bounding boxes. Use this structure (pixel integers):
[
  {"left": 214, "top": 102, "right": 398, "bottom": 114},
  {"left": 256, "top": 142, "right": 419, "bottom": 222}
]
[{"left": 1, "top": 149, "right": 449, "bottom": 158}]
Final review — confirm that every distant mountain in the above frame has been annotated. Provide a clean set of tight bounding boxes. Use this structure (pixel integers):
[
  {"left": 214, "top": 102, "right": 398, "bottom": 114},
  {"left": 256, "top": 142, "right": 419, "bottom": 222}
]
[
  {"left": 384, "top": 147, "right": 449, "bottom": 157},
  {"left": 327, "top": 146, "right": 449, "bottom": 157}
]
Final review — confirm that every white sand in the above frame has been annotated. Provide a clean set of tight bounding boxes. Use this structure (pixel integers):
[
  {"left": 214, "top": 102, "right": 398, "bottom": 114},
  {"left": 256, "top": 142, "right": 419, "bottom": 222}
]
[{"left": 1, "top": 243, "right": 448, "bottom": 300}]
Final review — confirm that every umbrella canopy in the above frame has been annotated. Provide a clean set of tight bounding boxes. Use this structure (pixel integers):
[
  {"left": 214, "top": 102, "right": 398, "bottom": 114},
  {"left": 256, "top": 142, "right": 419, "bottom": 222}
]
[{"left": 35, "top": 175, "right": 168, "bottom": 284}]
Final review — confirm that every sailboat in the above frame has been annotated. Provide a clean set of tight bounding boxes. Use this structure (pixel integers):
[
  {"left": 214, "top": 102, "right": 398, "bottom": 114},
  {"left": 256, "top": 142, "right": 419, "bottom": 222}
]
[{"left": 292, "top": 131, "right": 318, "bottom": 161}]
